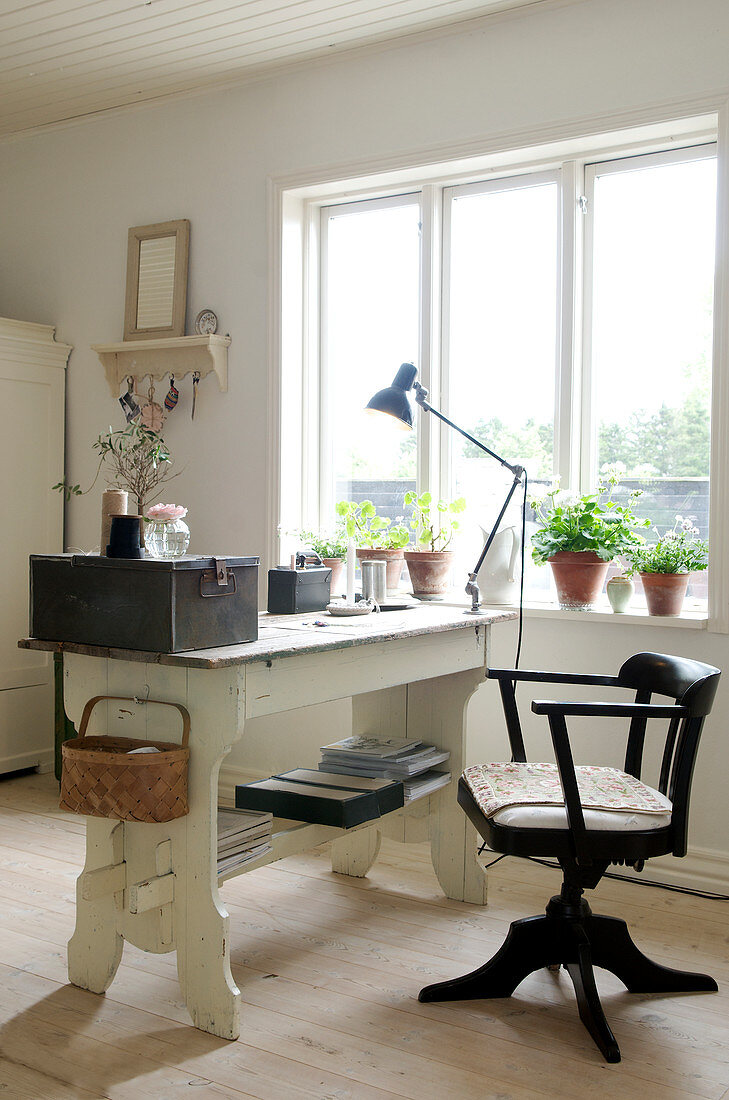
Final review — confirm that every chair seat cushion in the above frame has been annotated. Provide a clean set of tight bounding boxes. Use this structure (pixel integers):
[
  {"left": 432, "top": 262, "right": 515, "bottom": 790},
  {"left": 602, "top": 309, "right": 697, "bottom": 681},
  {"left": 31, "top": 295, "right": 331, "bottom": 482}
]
[{"left": 463, "top": 762, "right": 672, "bottom": 832}]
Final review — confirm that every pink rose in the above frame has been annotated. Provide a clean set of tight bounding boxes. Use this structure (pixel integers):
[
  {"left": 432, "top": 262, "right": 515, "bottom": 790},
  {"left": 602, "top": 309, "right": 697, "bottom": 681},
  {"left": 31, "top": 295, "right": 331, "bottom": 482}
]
[{"left": 146, "top": 503, "right": 188, "bottom": 521}]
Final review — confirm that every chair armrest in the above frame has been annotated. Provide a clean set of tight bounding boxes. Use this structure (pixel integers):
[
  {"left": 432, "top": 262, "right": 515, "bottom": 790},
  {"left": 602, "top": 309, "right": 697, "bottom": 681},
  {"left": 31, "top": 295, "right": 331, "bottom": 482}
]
[
  {"left": 488, "top": 668, "right": 621, "bottom": 687},
  {"left": 531, "top": 701, "right": 688, "bottom": 719}
]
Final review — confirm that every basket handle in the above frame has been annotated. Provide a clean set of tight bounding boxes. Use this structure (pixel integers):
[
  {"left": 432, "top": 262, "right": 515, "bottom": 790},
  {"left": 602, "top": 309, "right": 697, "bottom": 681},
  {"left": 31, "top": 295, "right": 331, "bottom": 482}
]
[{"left": 77, "top": 695, "right": 191, "bottom": 748}]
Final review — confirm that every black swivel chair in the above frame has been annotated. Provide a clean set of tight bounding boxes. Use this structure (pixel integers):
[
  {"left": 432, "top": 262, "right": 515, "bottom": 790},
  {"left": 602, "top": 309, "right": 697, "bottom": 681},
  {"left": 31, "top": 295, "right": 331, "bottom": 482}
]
[{"left": 419, "top": 651, "right": 721, "bottom": 1063}]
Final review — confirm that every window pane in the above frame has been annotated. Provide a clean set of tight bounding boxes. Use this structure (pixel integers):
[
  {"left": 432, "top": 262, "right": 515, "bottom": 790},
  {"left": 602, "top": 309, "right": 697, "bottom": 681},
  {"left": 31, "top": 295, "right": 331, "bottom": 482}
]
[
  {"left": 447, "top": 180, "right": 559, "bottom": 597},
  {"left": 324, "top": 200, "right": 420, "bottom": 523},
  {"left": 591, "top": 153, "right": 715, "bottom": 603}
]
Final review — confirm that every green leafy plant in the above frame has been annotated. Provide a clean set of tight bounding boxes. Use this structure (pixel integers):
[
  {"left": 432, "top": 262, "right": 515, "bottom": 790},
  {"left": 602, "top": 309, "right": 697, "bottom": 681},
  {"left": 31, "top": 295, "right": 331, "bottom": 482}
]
[
  {"left": 404, "top": 490, "right": 466, "bottom": 552},
  {"left": 297, "top": 528, "right": 348, "bottom": 559},
  {"left": 625, "top": 516, "right": 708, "bottom": 574},
  {"left": 530, "top": 473, "right": 649, "bottom": 565},
  {"left": 335, "top": 500, "right": 410, "bottom": 549},
  {"left": 53, "top": 422, "right": 177, "bottom": 512}
]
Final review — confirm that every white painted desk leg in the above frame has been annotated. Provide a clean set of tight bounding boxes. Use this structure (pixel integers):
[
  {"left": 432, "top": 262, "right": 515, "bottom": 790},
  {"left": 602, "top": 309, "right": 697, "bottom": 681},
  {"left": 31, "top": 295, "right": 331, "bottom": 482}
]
[
  {"left": 63, "top": 654, "right": 126, "bottom": 993},
  {"left": 173, "top": 668, "right": 242, "bottom": 1040},
  {"left": 330, "top": 685, "right": 406, "bottom": 877},
  {"left": 63, "top": 655, "right": 244, "bottom": 1040},
  {"left": 408, "top": 666, "right": 488, "bottom": 904},
  {"left": 67, "top": 820, "right": 125, "bottom": 992}
]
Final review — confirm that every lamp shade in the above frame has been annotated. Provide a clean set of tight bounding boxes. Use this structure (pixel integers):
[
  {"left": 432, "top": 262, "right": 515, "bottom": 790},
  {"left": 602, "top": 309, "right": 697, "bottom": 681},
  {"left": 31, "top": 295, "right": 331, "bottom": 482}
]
[{"left": 365, "top": 362, "right": 418, "bottom": 429}]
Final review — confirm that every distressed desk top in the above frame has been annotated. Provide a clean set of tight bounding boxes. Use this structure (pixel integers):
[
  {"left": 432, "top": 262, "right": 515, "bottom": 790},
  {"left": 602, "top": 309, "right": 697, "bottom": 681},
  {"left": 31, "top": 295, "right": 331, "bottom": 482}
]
[{"left": 19, "top": 604, "right": 516, "bottom": 670}]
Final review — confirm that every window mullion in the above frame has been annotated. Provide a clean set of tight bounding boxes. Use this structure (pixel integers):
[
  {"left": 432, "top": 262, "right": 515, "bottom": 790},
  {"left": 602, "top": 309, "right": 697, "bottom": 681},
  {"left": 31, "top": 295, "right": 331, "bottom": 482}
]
[
  {"left": 316, "top": 205, "right": 332, "bottom": 528},
  {"left": 579, "top": 162, "right": 598, "bottom": 493},
  {"left": 419, "top": 184, "right": 441, "bottom": 499},
  {"left": 557, "top": 161, "right": 582, "bottom": 489}
]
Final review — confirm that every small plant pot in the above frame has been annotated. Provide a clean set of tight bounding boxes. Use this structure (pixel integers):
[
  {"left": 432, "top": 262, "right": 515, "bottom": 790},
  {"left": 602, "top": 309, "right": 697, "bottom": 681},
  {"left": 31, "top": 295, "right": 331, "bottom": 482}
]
[
  {"left": 356, "top": 547, "right": 405, "bottom": 594},
  {"left": 606, "top": 576, "right": 634, "bottom": 614},
  {"left": 547, "top": 551, "right": 609, "bottom": 610},
  {"left": 640, "top": 572, "right": 689, "bottom": 616},
  {"left": 322, "top": 557, "right": 345, "bottom": 598},
  {"left": 404, "top": 550, "right": 454, "bottom": 600}
]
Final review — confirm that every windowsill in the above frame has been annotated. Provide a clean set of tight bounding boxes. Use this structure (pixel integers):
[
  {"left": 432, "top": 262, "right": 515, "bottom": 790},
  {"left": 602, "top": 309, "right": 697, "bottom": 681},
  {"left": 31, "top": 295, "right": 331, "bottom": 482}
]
[{"left": 434, "top": 592, "right": 708, "bottom": 629}]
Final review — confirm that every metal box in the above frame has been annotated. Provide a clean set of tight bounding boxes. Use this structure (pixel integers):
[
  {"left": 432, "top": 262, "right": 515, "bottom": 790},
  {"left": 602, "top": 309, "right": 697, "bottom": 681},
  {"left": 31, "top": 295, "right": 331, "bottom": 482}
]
[
  {"left": 30, "top": 554, "right": 259, "bottom": 653},
  {"left": 267, "top": 565, "right": 331, "bottom": 614}
]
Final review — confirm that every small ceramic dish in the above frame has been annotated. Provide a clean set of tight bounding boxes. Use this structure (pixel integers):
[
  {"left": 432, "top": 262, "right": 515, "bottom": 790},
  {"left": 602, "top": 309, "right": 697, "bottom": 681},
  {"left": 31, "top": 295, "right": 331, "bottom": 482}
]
[{"left": 326, "top": 601, "right": 373, "bottom": 617}]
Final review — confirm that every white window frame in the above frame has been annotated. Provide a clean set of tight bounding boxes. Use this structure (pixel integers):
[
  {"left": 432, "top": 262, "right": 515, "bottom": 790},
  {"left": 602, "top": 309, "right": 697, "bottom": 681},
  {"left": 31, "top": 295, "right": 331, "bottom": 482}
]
[
  {"left": 318, "top": 192, "right": 422, "bottom": 527},
  {"left": 272, "top": 109, "right": 729, "bottom": 631},
  {"left": 441, "top": 169, "right": 565, "bottom": 497},
  {"left": 580, "top": 143, "right": 717, "bottom": 490}
]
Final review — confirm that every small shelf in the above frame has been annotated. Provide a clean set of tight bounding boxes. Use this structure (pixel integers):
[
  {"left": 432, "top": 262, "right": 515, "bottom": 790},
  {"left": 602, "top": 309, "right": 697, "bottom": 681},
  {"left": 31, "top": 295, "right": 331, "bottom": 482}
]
[{"left": 93, "top": 334, "right": 230, "bottom": 396}]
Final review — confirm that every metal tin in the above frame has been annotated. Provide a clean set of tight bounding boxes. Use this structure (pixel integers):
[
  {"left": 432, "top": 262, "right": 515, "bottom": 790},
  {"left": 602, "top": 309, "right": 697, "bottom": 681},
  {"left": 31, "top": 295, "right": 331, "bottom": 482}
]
[
  {"left": 30, "top": 554, "right": 259, "bottom": 652},
  {"left": 360, "top": 559, "right": 387, "bottom": 604}
]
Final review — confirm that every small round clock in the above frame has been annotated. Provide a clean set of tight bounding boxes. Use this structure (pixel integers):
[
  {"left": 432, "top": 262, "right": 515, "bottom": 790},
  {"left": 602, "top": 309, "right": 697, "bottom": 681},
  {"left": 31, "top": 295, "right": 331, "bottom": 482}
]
[
  {"left": 140, "top": 401, "right": 165, "bottom": 432},
  {"left": 194, "top": 309, "right": 218, "bottom": 335}
]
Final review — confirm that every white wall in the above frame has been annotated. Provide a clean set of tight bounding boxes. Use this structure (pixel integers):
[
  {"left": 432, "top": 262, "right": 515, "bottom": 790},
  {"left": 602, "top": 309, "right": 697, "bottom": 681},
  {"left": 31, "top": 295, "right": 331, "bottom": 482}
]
[{"left": 2, "top": 0, "right": 729, "bottom": 887}]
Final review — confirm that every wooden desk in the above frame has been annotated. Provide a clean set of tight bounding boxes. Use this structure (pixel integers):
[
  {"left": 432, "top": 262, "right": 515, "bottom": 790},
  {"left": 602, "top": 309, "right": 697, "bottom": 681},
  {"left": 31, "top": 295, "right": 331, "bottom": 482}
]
[{"left": 21, "top": 604, "right": 514, "bottom": 1039}]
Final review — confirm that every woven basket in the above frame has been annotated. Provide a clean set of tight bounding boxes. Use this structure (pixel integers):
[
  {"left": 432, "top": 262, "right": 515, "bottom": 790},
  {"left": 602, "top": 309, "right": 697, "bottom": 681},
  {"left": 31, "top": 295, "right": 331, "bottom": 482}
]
[{"left": 60, "top": 695, "right": 190, "bottom": 822}]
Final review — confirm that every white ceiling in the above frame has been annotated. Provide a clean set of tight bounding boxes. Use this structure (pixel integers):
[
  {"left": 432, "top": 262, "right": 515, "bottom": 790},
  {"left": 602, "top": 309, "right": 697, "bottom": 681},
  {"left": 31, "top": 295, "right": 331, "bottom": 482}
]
[{"left": 0, "top": 0, "right": 548, "bottom": 139}]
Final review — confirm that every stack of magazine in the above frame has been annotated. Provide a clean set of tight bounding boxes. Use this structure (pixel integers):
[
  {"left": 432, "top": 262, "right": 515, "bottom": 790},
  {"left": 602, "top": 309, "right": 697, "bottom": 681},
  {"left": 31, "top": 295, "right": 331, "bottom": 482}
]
[
  {"left": 217, "top": 807, "right": 273, "bottom": 876},
  {"left": 318, "top": 736, "right": 451, "bottom": 804}
]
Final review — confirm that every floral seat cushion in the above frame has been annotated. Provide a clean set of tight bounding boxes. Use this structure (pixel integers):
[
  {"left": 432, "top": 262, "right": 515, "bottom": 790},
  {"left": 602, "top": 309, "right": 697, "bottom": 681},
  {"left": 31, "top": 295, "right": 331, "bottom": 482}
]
[{"left": 463, "top": 762, "right": 672, "bottom": 832}]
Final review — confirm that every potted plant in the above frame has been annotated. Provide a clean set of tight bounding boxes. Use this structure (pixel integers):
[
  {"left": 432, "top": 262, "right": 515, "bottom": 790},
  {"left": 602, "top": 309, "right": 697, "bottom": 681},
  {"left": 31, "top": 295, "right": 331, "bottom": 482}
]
[
  {"left": 298, "top": 527, "right": 348, "bottom": 595},
  {"left": 403, "top": 490, "right": 466, "bottom": 600},
  {"left": 530, "top": 474, "right": 648, "bottom": 610},
  {"left": 336, "top": 500, "right": 410, "bottom": 593},
  {"left": 625, "top": 516, "right": 708, "bottom": 616}
]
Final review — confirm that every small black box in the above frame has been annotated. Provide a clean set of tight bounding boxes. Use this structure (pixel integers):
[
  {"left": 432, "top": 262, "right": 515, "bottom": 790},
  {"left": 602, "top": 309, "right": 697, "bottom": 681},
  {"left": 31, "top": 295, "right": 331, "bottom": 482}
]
[
  {"left": 30, "top": 554, "right": 259, "bottom": 653},
  {"left": 235, "top": 770, "right": 404, "bottom": 828},
  {"left": 267, "top": 565, "right": 331, "bottom": 614}
]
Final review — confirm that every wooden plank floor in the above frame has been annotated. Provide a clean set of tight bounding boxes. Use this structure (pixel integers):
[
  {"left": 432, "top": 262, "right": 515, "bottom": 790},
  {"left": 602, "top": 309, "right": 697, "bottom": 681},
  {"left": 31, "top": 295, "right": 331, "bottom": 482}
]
[{"left": 1, "top": 772, "right": 728, "bottom": 1099}]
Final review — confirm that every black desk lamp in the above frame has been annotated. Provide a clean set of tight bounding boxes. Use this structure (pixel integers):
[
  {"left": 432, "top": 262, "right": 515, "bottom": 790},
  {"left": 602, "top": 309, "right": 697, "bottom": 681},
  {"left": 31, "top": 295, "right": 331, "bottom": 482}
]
[{"left": 366, "top": 362, "right": 528, "bottom": 615}]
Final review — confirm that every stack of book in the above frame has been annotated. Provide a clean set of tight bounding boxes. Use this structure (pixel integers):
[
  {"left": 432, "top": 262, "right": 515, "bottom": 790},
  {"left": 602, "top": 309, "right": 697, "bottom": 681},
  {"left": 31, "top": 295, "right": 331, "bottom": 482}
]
[
  {"left": 217, "top": 807, "right": 273, "bottom": 876},
  {"left": 318, "top": 736, "right": 451, "bottom": 804}
]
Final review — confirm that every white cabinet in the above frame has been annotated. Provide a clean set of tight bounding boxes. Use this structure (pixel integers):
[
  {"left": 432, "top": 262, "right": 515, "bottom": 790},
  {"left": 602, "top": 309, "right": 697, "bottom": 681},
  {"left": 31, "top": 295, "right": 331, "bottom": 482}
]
[{"left": 0, "top": 318, "right": 71, "bottom": 775}]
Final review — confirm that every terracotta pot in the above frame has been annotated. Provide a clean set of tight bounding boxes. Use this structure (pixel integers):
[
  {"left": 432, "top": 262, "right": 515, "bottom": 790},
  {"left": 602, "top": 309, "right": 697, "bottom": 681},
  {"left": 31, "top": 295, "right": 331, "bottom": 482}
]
[
  {"left": 356, "top": 547, "right": 405, "bottom": 594},
  {"left": 404, "top": 550, "right": 454, "bottom": 600},
  {"left": 321, "top": 558, "right": 345, "bottom": 598},
  {"left": 547, "top": 551, "right": 609, "bottom": 610},
  {"left": 640, "top": 572, "right": 689, "bottom": 616}
]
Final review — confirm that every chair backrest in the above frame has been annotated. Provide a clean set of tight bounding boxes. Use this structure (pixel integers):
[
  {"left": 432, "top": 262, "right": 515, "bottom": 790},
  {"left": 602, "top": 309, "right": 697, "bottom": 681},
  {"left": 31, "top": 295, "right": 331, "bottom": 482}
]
[
  {"left": 616, "top": 652, "right": 720, "bottom": 855},
  {"left": 493, "top": 652, "right": 720, "bottom": 858}
]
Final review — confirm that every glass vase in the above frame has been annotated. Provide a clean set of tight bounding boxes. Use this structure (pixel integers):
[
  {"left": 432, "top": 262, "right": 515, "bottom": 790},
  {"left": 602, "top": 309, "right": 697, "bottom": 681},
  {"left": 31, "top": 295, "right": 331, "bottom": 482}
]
[{"left": 144, "top": 517, "right": 190, "bottom": 560}]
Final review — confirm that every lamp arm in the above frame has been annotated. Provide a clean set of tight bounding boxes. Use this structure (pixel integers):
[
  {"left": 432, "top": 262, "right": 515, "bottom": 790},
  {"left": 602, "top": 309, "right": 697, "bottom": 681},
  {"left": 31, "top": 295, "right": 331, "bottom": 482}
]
[{"left": 414, "top": 383, "right": 524, "bottom": 480}]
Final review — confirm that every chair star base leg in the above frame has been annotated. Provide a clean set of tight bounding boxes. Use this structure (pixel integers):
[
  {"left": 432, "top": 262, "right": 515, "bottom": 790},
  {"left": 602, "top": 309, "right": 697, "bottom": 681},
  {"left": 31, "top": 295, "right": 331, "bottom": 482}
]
[
  {"left": 585, "top": 913, "right": 718, "bottom": 994},
  {"left": 418, "top": 897, "right": 718, "bottom": 1064}
]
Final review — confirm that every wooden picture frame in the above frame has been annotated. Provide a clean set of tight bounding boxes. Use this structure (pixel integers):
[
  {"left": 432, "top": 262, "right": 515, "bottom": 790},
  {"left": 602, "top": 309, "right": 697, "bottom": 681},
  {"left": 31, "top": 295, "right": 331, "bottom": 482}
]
[{"left": 123, "top": 219, "right": 190, "bottom": 341}]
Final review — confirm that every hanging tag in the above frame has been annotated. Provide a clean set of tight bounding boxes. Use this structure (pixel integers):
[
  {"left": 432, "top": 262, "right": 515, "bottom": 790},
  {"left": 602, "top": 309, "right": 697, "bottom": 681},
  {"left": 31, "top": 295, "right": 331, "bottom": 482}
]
[
  {"left": 119, "top": 376, "right": 141, "bottom": 422},
  {"left": 191, "top": 371, "right": 200, "bottom": 421},
  {"left": 164, "top": 374, "right": 179, "bottom": 411}
]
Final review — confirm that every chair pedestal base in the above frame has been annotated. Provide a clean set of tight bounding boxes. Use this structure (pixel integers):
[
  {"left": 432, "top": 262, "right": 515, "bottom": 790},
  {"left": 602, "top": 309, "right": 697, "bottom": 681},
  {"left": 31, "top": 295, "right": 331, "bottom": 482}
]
[{"left": 418, "top": 894, "right": 717, "bottom": 1063}]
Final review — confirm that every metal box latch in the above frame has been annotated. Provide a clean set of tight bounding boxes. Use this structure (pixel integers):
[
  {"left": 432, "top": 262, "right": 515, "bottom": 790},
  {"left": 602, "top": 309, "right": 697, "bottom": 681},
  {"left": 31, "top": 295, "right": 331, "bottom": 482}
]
[{"left": 200, "top": 558, "right": 237, "bottom": 597}]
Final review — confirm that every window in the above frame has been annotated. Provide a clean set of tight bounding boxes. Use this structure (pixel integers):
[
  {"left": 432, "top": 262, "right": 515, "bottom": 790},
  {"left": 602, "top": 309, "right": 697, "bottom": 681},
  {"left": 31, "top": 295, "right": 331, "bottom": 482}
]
[
  {"left": 320, "top": 196, "right": 421, "bottom": 526},
  {"left": 585, "top": 148, "right": 716, "bottom": 604},
  {"left": 285, "top": 135, "right": 717, "bottom": 612}
]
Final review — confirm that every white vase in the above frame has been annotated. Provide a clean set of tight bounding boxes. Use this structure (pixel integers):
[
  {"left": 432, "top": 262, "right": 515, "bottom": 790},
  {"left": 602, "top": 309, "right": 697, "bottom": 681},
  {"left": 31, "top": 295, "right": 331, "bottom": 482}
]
[
  {"left": 478, "top": 525, "right": 521, "bottom": 604},
  {"left": 606, "top": 575, "right": 634, "bottom": 613}
]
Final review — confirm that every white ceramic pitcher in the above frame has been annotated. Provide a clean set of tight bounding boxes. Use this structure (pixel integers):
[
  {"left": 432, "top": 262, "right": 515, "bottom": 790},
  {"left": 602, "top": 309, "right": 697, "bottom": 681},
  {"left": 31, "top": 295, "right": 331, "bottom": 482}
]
[{"left": 478, "top": 524, "right": 521, "bottom": 605}]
